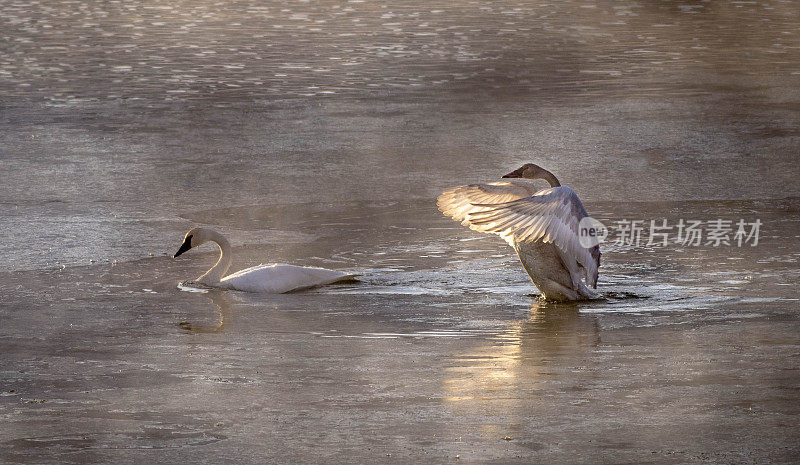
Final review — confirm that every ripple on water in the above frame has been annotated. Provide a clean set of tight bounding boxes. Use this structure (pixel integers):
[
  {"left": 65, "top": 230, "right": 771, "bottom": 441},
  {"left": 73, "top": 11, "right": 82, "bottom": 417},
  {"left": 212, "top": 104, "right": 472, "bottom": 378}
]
[
  {"left": 2, "top": 0, "right": 798, "bottom": 103},
  {"left": 2, "top": 429, "right": 226, "bottom": 457}
]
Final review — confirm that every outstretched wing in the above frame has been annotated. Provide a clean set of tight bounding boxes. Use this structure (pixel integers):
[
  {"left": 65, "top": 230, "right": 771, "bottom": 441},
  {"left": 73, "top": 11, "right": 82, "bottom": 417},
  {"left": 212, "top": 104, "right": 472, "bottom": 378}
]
[
  {"left": 438, "top": 184, "right": 600, "bottom": 287},
  {"left": 437, "top": 179, "right": 543, "bottom": 225}
]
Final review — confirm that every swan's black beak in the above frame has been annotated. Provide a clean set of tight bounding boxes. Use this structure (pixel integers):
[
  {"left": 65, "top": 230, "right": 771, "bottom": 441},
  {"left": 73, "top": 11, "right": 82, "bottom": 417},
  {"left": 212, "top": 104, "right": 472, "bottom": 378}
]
[
  {"left": 502, "top": 167, "right": 524, "bottom": 178},
  {"left": 173, "top": 235, "right": 192, "bottom": 258}
]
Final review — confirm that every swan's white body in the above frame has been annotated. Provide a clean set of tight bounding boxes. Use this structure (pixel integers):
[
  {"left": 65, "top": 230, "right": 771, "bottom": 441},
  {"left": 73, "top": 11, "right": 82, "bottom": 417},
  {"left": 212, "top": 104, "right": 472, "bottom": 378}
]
[
  {"left": 174, "top": 228, "right": 356, "bottom": 293},
  {"left": 438, "top": 169, "right": 601, "bottom": 302},
  {"left": 216, "top": 263, "right": 356, "bottom": 293}
]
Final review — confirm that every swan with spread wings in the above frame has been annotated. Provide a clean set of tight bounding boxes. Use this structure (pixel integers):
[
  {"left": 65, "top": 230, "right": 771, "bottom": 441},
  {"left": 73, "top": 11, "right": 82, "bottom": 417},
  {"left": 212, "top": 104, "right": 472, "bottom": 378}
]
[{"left": 437, "top": 163, "right": 600, "bottom": 301}]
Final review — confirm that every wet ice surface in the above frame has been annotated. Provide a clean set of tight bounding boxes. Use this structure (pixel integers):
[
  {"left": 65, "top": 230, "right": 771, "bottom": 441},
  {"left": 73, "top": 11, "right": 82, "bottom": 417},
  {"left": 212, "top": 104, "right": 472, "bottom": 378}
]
[
  {"left": 2, "top": 0, "right": 800, "bottom": 463},
  {"left": 2, "top": 199, "right": 799, "bottom": 463}
]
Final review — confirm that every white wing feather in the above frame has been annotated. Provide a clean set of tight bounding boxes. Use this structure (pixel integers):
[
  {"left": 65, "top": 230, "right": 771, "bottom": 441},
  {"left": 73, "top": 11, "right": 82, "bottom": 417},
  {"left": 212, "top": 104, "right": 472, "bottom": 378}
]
[{"left": 436, "top": 178, "right": 543, "bottom": 240}]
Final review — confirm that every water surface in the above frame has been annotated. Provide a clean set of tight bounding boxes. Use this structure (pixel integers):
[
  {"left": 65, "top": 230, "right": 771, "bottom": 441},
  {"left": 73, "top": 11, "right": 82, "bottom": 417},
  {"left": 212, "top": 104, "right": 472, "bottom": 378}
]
[{"left": 1, "top": 0, "right": 799, "bottom": 463}]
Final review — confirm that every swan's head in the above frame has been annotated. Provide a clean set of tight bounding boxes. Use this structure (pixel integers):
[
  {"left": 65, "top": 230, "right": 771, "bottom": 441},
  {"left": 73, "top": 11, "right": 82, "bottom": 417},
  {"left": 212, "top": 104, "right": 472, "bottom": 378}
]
[
  {"left": 502, "top": 163, "right": 561, "bottom": 187},
  {"left": 173, "top": 227, "right": 214, "bottom": 258},
  {"left": 502, "top": 163, "right": 546, "bottom": 179}
]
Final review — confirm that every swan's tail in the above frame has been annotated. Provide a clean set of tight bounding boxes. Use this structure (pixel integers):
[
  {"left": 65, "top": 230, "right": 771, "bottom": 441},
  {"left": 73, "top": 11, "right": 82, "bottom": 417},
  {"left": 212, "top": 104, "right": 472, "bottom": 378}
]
[
  {"left": 282, "top": 267, "right": 361, "bottom": 292},
  {"left": 327, "top": 273, "right": 361, "bottom": 284}
]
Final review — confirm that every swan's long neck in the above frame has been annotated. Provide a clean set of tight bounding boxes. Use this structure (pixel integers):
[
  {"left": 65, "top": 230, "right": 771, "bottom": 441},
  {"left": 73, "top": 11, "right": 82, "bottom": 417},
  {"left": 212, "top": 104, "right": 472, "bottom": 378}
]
[
  {"left": 538, "top": 169, "right": 561, "bottom": 187},
  {"left": 196, "top": 231, "right": 232, "bottom": 285}
]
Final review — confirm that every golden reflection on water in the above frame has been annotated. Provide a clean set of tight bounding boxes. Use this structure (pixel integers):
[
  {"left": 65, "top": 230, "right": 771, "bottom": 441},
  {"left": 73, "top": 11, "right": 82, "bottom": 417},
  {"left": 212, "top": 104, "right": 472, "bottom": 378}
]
[{"left": 443, "top": 299, "right": 600, "bottom": 409}]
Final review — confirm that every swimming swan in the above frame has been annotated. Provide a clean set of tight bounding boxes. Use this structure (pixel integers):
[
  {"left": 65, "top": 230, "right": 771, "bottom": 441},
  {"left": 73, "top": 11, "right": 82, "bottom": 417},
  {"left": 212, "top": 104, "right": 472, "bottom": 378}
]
[
  {"left": 438, "top": 163, "right": 601, "bottom": 301},
  {"left": 173, "top": 227, "right": 357, "bottom": 293}
]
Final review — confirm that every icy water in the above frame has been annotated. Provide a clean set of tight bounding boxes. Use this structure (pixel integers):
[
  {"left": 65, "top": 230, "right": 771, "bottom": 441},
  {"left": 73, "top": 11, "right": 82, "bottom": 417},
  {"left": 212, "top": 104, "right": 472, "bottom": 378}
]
[{"left": 2, "top": 0, "right": 800, "bottom": 463}]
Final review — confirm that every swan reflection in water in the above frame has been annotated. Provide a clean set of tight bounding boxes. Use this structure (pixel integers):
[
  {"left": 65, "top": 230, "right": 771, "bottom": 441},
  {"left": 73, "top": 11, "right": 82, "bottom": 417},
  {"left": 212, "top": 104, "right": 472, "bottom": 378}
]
[
  {"left": 443, "top": 300, "right": 601, "bottom": 408},
  {"left": 178, "top": 290, "right": 234, "bottom": 334}
]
